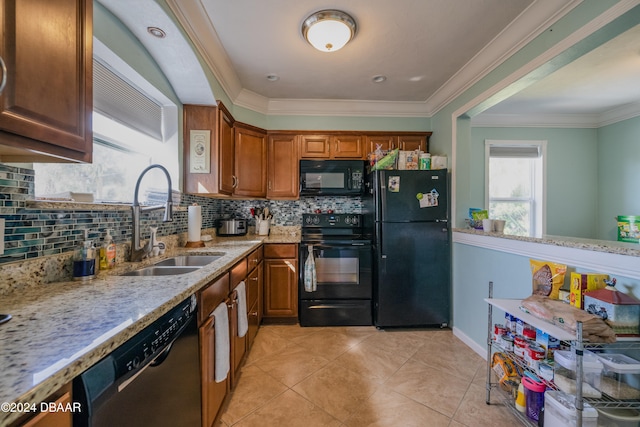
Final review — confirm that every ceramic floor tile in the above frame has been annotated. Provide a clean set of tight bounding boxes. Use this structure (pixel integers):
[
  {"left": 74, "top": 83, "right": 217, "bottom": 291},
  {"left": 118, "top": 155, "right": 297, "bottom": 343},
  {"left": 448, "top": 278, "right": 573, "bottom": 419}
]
[
  {"left": 385, "top": 359, "right": 472, "bottom": 418},
  {"left": 216, "top": 325, "right": 523, "bottom": 426},
  {"left": 410, "top": 338, "right": 485, "bottom": 381},
  {"left": 232, "top": 390, "right": 343, "bottom": 427},
  {"left": 253, "top": 344, "right": 330, "bottom": 387},
  {"left": 452, "top": 383, "right": 517, "bottom": 427},
  {"left": 333, "top": 339, "right": 410, "bottom": 384},
  {"left": 344, "top": 387, "right": 451, "bottom": 427},
  {"left": 358, "top": 329, "right": 430, "bottom": 359},
  {"left": 243, "top": 328, "right": 293, "bottom": 365},
  {"left": 292, "top": 363, "right": 381, "bottom": 422},
  {"left": 219, "top": 365, "right": 289, "bottom": 426},
  {"left": 291, "top": 329, "right": 362, "bottom": 360}
]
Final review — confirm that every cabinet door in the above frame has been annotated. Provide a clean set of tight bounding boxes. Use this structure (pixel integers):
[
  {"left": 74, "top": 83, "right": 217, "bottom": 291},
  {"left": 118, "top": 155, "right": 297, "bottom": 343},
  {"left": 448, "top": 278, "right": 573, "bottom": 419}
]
[
  {"left": 264, "top": 258, "right": 298, "bottom": 318},
  {"left": 300, "top": 134, "right": 330, "bottom": 158},
  {"left": 267, "top": 134, "right": 299, "bottom": 199},
  {"left": 246, "top": 262, "right": 262, "bottom": 348},
  {"left": 218, "top": 103, "right": 235, "bottom": 194},
  {"left": 332, "top": 135, "right": 364, "bottom": 159},
  {"left": 0, "top": 0, "right": 92, "bottom": 163},
  {"left": 365, "top": 135, "right": 397, "bottom": 154},
  {"left": 398, "top": 135, "right": 427, "bottom": 152},
  {"left": 18, "top": 386, "right": 72, "bottom": 427},
  {"left": 199, "top": 316, "right": 227, "bottom": 427},
  {"left": 234, "top": 125, "right": 267, "bottom": 197}
]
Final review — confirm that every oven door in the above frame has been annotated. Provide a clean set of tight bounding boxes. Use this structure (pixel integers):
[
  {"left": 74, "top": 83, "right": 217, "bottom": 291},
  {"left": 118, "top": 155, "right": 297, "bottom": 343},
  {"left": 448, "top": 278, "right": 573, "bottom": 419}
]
[{"left": 299, "top": 241, "right": 372, "bottom": 299}]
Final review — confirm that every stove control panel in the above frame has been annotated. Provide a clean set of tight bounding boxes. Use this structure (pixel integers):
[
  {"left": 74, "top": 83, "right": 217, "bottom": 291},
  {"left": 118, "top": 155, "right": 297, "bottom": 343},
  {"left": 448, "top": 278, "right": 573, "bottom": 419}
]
[{"left": 303, "top": 213, "right": 361, "bottom": 228}]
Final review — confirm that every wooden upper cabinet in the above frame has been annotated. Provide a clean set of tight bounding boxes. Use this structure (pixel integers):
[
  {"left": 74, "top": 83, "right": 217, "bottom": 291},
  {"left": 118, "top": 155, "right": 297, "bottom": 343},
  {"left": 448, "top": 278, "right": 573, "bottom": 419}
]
[
  {"left": 183, "top": 103, "right": 235, "bottom": 196},
  {"left": 299, "top": 134, "right": 364, "bottom": 159},
  {"left": 299, "top": 134, "right": 331, "bottom": 158},
  {"left": 365, "top": 135, "right": 398, "bottom": 153},
  {"left": 234, "top": 123, "right": 267, "bottom": 198},
  {"left": 398, "top": 134, "right": 427, "bottom": 152},
  {"left": 332, "top": 134, "right": 364, "bottom": 158},
  {"left": 267, "top": 134, "right": 299, "bottom": 199},
  {"left": 0, "top": 0, "right": 93, "bottom": 163},
  {"left": 218, "top": 102, "right": 236, "bottom": 194}
]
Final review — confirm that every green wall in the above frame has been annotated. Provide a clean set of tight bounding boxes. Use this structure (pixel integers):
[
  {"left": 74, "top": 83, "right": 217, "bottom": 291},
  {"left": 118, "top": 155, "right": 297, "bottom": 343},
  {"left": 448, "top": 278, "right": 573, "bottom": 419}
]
[
  {"left": 597, "top": 116, "right": 640, "bottom": 240},
  {"left": 470, "top": 127, "right": 599, "bottom": 238}
]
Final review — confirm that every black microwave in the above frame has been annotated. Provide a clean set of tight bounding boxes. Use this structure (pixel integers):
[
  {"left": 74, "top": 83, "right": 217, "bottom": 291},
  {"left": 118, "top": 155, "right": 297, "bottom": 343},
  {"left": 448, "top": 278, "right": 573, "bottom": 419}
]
[{"left": 300, "top": 160, "right": 365, "bottom": 196}]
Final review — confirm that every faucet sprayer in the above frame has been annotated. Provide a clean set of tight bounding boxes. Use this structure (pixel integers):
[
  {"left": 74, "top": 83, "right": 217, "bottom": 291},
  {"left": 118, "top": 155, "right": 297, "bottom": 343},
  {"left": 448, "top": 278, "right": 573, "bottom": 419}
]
[{"left": 130, "top": 164, "right": 173, "bottom": 262}]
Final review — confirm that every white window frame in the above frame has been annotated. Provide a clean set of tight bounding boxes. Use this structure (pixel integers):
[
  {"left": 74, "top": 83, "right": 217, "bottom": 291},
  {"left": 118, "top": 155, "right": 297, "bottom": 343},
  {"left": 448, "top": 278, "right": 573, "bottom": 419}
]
[{"left": 484, "top": 140, "right": 547, "bottom": 237}]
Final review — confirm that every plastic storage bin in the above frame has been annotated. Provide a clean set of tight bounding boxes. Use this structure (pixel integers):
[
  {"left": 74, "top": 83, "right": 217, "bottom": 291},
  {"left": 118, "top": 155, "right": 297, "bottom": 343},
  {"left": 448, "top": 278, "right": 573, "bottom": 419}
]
[
  {"left": 596, "top": 407, "right": 640, "bottom": 426},
  {"left": 553, "top": 349, "right": 603, "bottom": 396},
  {"left": 543, "top": 390, "right": 598, "bottom": 427},
  {"left": 522, "top": 376, "right": 546, "bottom": 422},
  {"left": 596, "top": 353, "right": 640, "bottom": 399}
]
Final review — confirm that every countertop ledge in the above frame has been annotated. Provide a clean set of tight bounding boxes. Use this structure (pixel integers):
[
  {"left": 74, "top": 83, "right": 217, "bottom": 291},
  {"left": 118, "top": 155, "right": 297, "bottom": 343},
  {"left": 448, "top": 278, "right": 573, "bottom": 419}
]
[
  {"left": 453, "top": 227, "right": 640, "bottom": 257},
  {"left": 0, "top": 234, "right": 298, "bottom": 425}
]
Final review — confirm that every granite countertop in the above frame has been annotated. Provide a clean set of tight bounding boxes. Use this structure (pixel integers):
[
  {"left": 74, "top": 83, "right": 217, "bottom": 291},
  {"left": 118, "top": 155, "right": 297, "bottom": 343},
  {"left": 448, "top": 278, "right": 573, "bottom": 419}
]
[
  {"left": 453, "top": 227, "right": 640, "bottom": 257},
  {"left": 0, "top": 233, "right": 298, "bottom": 425}
]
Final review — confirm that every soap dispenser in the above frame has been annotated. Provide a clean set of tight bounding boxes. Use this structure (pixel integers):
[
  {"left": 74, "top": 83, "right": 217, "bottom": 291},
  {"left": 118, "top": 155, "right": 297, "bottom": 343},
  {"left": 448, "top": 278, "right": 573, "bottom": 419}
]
[
  {"left": 99, "top": 229, "right": 116, "bottom": 270},
  {"left": 73, "top": 230, "right": 96, "bottom": 280}
]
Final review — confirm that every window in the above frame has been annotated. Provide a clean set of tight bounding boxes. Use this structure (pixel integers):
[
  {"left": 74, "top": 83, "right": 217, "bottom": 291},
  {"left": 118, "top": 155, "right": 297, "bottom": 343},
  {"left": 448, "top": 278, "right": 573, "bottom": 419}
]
[
  {"left": 34, "top": 41, "right": 179, "bottom": 204},
  {"left": 485, "top": 140, "right": 546, "bottom": 237}
]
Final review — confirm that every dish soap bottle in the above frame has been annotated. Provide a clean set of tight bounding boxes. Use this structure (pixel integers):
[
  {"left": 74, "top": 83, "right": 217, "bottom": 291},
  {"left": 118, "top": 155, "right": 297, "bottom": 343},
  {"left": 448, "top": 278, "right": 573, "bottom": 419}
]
[{"left": 99, "top": 229, "right": 116, "bottom": 270}]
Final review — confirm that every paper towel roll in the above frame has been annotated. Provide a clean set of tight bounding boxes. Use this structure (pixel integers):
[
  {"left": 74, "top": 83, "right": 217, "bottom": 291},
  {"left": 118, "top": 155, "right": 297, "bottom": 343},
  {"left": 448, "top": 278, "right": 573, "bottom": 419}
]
[{"left": 187, "top": 204, "right": 202, "bottom": 242}]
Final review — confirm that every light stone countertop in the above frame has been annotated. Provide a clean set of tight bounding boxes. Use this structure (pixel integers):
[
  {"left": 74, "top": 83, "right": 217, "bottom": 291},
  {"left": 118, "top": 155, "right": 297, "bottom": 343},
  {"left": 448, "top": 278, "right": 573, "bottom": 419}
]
[
  {"left": 0, "top": 233, "right": 299, "bottom": 426},
  {"left": 453, "top": 227, "right": 640, "bottom": 257}
]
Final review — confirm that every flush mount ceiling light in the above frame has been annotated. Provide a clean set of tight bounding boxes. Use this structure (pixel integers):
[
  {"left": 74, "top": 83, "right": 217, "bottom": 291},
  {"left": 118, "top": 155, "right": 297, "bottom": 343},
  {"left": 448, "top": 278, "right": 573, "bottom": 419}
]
[{"left": 301, "top": 10, "right": 356, "bottom": 53}]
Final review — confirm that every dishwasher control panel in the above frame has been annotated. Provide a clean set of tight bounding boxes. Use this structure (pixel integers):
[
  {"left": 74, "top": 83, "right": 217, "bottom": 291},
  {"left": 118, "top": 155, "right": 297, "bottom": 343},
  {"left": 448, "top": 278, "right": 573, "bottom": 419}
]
[{"left": 112, "top": 295, "right": 196, "bottom": 376}]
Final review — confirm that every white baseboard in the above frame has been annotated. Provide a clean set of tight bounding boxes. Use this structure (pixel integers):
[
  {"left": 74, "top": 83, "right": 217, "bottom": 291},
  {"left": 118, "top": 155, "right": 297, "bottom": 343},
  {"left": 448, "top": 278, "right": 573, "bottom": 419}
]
[{"left": 453, "top": 326, "right": 488, "bottom": 360}]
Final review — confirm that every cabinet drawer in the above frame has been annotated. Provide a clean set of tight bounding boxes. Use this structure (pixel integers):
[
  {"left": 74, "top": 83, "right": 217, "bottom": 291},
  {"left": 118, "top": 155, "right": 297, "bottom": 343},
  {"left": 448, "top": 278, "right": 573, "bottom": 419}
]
[
  {"left": 247, "top": 246, "right": 263, "bottom": 271},
  {"left": 247, "top": 267, "right": 259, "bottom": 309},
  {"left": 264, "top": 244, "right": 297, "bottom": 259},
  {"left": 231, "top": 258, "right": 247, "bottom": 286},
  {"left": 199, "top": 274, "right": 230, "bottom": 323}
]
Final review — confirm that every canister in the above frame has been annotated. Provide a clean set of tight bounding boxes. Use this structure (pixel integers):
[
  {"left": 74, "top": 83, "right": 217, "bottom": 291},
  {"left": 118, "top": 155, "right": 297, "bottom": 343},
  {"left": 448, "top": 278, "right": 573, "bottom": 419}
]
[
  {"left": 522, "top": 376, "right": 546, "bottom": 422},
  {"left": 419, "top": 153, "right": 431, "bottom": 170}
]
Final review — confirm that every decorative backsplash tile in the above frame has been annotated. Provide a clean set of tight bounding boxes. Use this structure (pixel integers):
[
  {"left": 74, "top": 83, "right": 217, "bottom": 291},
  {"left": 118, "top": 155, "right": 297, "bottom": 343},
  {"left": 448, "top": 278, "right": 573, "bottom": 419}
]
[{"left": 0, "top": 163, "right": 362, "bottom": 265}]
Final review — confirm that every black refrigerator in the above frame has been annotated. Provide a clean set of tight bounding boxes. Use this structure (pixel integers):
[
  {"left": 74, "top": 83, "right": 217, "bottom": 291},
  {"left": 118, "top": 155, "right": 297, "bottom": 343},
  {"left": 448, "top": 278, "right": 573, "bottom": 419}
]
[{"left": 364, "top": 169, "right": 450, "bottom": 328}]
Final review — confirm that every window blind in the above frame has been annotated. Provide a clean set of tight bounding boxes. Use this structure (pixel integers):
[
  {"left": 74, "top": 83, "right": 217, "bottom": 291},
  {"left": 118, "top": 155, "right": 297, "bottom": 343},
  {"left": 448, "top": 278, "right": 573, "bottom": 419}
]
[
  {"left": 489, "top": 145, "right": 540, "bottom": 158},
  {"left": 93, "top": 59, "right": 164, "bottom": 141}
]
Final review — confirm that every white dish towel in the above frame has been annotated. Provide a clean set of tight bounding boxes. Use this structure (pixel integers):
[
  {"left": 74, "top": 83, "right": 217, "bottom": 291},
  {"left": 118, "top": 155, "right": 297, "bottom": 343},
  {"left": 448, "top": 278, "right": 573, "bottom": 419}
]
[
  {"left": 212, "top": 302, "right": 230, "bottom": 383},
  {"left": 236, "top": 281, "right": 248, "bottom": 338},
  {"left": 304, "top": 245, "right": 317, "bottom": 292}
]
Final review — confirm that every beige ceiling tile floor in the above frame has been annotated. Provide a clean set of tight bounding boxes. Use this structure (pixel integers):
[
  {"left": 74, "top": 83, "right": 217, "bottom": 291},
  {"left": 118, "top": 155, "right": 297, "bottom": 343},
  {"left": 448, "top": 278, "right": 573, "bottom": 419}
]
[{"left": 217, "top": 325, "right": 523, "bottom": 427}]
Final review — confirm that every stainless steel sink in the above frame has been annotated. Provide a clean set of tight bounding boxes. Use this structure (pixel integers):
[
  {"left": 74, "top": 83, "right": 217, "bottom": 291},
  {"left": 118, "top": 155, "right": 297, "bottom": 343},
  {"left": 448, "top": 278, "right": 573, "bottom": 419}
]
[
  {"left": 153, "top": 254, "right": 224, "bottom": 267},
  {"left": 120, "top": 266, "right": 202, "bottom": 276}
]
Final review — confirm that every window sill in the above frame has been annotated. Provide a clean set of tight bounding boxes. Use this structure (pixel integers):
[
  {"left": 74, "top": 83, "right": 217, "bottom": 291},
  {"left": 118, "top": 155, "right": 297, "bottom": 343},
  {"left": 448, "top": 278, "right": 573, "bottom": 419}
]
[{"left": 26, "top": 200, "right": 187, "bottom": 212}]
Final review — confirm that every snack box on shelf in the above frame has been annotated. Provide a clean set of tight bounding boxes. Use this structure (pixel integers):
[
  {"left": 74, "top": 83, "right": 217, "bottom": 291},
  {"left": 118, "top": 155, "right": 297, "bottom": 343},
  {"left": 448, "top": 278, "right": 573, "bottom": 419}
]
[
  {"left": 543, "top": 389, "right": 598, "bottom": 427},
  {"left": 553, "top": 349, "right": 603, "bottom": 396},
  {"left": 583, "top": 286, "right": 640, "bottom": 335},
  {"left": 569, "top": 272, "right": 609, "bottom": 309},
  {"left": 595, "top": 353, "right": 640, "bottom": 400}
]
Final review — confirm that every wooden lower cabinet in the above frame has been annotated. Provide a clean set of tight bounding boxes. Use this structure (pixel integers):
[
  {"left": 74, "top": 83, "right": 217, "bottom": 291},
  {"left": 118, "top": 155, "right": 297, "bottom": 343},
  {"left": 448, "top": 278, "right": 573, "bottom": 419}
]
[
  {"left": 198, "top": 274, "right": 230, "bottom": 427},
  {"left": 263, "top": 244, "right": 298, "bottom": 321},
  {"left": 12, "top": 384, "right": 72, "bottom": 427},
  {"left": 246, "top": 261, "right": 263, "bottom": 348}
]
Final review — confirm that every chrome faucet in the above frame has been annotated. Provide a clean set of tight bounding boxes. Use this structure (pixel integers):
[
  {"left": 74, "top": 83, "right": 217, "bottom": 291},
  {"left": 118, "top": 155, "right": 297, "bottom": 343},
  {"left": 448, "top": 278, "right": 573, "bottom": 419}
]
[{"left": 130, "top": 164, "right": 173, "bottom": 262}]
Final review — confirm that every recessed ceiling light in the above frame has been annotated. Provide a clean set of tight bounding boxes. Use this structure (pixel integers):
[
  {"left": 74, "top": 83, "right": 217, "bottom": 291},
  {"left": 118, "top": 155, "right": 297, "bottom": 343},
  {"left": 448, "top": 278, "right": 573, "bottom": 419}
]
[
  {"left": 372, "top": 75, "right": 387, "bottom": 83},
  {"left": 266, "top": 74, "right": 280, "bottom": 82},
  {"left": 409, "top": 76, "right": 424, "bottom": 82},
  {"left": 147, "top": 27, "right": 166, "bottom": 38}
]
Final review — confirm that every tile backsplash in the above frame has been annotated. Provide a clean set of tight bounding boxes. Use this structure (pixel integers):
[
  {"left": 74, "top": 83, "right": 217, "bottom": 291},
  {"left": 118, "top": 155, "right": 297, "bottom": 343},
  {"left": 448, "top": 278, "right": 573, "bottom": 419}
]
[{"left": 0, "top": 163, "right": 362, "bottom": 265}]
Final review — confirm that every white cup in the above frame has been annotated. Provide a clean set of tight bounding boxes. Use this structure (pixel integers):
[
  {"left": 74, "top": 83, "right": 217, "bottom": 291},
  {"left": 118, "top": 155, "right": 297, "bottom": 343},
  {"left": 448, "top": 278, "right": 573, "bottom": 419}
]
[
  {"left": 493, "top": 219, "right": 506, "bottom": 233},
  {"left": 482, "top": 219, "right": 493, "bottom": 233}
]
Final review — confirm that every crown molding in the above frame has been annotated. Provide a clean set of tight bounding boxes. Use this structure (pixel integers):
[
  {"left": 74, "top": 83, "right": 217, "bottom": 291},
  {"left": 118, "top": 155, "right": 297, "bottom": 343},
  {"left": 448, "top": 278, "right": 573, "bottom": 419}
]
[
  {"left": 471, "top": 100, "right": 640, "bottom": 128},
  {"left": 426, "top": 0, "right": 584, "bottom": 115}
]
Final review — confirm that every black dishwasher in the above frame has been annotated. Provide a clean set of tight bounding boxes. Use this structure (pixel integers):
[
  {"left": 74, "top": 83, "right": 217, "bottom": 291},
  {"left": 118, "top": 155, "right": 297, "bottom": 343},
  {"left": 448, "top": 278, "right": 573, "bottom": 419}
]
[{"left": 73, "top": 295, "right": 201, "bottom": 427}]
